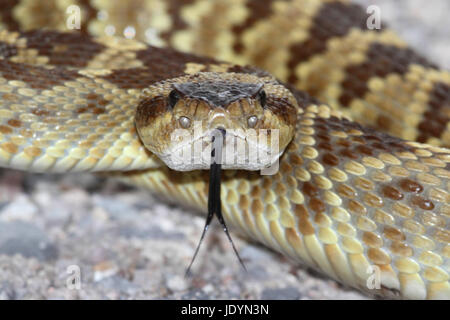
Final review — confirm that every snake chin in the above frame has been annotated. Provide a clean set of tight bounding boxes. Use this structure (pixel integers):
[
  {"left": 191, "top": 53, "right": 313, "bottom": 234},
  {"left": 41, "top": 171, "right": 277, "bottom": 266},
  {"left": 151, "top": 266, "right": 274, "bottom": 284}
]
[{"left": 157, "top": 128, "right": 285, "bottom": 171}]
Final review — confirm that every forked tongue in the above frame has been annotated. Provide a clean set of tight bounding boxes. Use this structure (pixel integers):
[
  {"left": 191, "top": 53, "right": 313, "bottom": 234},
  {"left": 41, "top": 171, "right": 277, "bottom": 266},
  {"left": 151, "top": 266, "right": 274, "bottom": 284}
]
[{"left": 185, "top": 128, "right": 246, "bottom": 276}]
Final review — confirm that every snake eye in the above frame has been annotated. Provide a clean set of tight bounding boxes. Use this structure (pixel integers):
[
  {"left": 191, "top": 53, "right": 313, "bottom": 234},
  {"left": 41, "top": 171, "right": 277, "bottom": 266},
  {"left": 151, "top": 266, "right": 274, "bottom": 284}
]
[
  {"left": 247, "top": 115, "right": 258, "bottom": 128},
  {"left": 168, "top": 89, "right": 181, "bottom": 109},
  {"left": 179, "top": 116, "right": 191, "bottom": 128},
  {"left": 258, "top": 89, "right": 267, "bottom": 108}
]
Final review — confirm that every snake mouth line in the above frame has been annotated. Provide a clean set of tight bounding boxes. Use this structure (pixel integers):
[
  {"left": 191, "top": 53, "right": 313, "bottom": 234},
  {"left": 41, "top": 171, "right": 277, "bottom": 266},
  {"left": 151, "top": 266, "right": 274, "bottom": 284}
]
[
  {"left": 159, "top": 129, "right": 281, "bottom": 171},
  {"left": 185, "top": 128, "right": 246, "bottom": 276}
]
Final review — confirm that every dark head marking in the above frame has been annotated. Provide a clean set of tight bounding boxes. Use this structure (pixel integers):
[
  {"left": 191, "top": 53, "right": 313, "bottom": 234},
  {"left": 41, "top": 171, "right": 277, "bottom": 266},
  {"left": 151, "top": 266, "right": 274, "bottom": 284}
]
[
  {"left": 172, "top": 81, "right": 264, "bottom": 107},
  {"left": 168, "top": 89, "right": 181, "bottom": 108},
  {"left": 258, "top": 89, "right": 267, "bottom": 108}
]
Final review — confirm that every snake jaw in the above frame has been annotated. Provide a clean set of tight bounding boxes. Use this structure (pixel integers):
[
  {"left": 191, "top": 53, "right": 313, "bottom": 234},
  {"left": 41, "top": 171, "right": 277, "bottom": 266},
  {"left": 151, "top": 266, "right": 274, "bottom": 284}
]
[
  {"left": 135, "top": 72, "right": 297, "bottom": 172},
  {"left": 156, "top": 126, "right": 284, "bottom": 171}
]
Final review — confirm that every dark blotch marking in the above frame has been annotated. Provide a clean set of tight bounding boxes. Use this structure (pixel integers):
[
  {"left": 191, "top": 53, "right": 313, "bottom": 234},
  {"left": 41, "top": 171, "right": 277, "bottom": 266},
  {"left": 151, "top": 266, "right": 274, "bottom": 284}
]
[
  {"left": 340, "top": 148, "right": 358, "bottom": 160},
  {"left": 355, "top": 145, "right": 374, "bottom": 156},
  {"left": 135, "top": 95, "right": 168, "bottom": 128},
  {"left": 302, "top": 181, "right": 319, "bottom": 197},
  {"left": 77, "top": 93, "right": 110, "bottom": 114},
  {"left": 376, "top": 114, "right": 393, "bottom": 132},
  {"left": 160, "top": 0, "right": 196, "bottom": 42},
  {"left": 173, "top": 80, "right": 263, "bottom": 107},
  {"left": 317, "top": 141, "right": 333, "bottom": 151},
  {"left": 0, "top": 60, "right": 79, "bottom": 89},
  {"left": 363, "top": 134, "right": 382, "bottom": 142},
  {"left": 86, "top": 93, "right": 99, "bottom": 100},
  {"left": 287, "top": 2, "right": 379, "bottom": 83},
  {"left": 87, "top": 94, "right": 108, "bottom": 106},
  {"left": 0, "top": 0, "right": 20, "bottom": 30},
  {"left": 19, "top": 30, "right": 105, "bottom": 67},
  {"left": 31, "top": 108, "right": 50, "bottom": 117},
  {"left": 371, "top": 142, "right": 390, "bottom": 151},
  {"left": 417, "top": 82, "right": 450, "bottom": 145},
  {"left": 77, "top": 0, "right": 99, "bottom": 33},
  {"left": 411, "top": 196, "right": 434, "bottom": 211},
  {"left": 337, "top": 138, "right": 351, "bottom": 147},
  {"left": 339, "top": 43, "right": 437, "bottom": 107},
  {"left": 0, "top": 125, "right": 13, "bottom": 134},
  {"left": 309, "top": 197, "right": 326, "bottom": 213},
  {"left": 0, "top": 41, "right": 18, "bottom": 58},
  {"left": 92, "top": 107, "right": 105, "bottom": 114},
  {"left": 316, "top": 133, "right": 331, "bottom": 141},
  {"left": 312, "top": 116, "right": 415, "bottom": 165},
  {"left": 265, "top": 96, "right": 298, "bottom": 125},
  {"left": 351, "top": 136, "right": 365, "bottom": 144},
  {"left": 382, "top": 186, "right": 404, "bottom": 201},
  {"left": 399, "top": 179, "right": 423, "bottom": 194},
  {"left": 337, "top": 184, "right": 357, "bottom": 198},
  {"left": 232, "top": 0, "right": 278, "bottom": 53},
  {"left": 102, "top": 46, "right": 217, "bottom": 89},
  {"left": 322, "top": 152, "right": 339, "bottom": 166},
  {"left": 348, "top": 199, "right": 366, "bottom": 215},
  {"left": 289, "top": 153, "right": 303, "bottom": 166},
  {"left": 7, "top": 119, "right": 21, "bottom": 127},
  {"left": 101, "top": 67, "right": 183, "bottom": 89}
]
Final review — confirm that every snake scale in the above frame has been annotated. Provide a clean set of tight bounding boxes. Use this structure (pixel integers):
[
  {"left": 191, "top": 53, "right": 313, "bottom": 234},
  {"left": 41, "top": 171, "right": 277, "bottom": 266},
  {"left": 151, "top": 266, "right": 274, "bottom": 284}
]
[{"left": 0, "top": 0, "right": 449, "bottom": 299}]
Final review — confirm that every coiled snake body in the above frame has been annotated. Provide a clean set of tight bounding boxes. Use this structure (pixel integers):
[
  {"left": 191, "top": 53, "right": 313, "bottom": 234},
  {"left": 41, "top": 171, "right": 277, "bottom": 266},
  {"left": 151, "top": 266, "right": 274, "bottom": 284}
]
[{"left": 0, "top": 0, "right": 449, "bottom": 299}]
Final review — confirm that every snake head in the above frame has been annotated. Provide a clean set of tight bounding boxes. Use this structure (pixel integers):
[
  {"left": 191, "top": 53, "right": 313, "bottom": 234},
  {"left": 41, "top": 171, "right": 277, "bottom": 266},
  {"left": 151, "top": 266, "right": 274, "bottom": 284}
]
[{"left": 135, "top": 72, "right": 297, "bottom": 171}]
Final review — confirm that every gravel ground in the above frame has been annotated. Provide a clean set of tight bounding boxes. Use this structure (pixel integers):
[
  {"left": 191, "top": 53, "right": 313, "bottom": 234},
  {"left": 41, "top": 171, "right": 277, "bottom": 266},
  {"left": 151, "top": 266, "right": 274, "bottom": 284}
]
[{"left": 0, "top": 1, "right": 448, "bottom": 300}]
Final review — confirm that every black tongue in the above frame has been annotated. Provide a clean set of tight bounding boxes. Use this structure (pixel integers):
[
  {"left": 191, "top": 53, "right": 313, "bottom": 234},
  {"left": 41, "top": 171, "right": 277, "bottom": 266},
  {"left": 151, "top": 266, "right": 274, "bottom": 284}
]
[{"left": 185, "top": 128, "right": 246, "bottom": 276}]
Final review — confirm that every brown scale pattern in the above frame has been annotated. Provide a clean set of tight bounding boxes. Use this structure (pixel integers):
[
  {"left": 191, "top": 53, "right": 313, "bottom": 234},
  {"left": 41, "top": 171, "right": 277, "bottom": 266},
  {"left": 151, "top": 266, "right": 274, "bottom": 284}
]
[
  {"left": 338, "top": 43, "right": 437, "bottom": 107},
  {"left": 0, "top": 0, "right": 20, "bottom": 31},
  {"left": 101, "top": 67, "right": 183, "bottom": 89},
  {"left": 287, "top": 1, "right": 381, "bottom": 83},
  {"left": 18, "top": 30, "right": 106, "bottom": 67},
  {"left": 160, "top": 0, "right": 196, "bottom": 42},
  {"left": 417, "top": 83, "right": 450, "bottom": 145},
  {"left": 77, "top": 0, "right": 99, "bottom": 33},
  {"left": 135, "top": 95, "right": 168, "bottom": 127},
  {"left": 232, "top": 0, "right": 279, "bottom": 53},
  {"left": 0, "top": 59, "right": 80, "bottom": 89},
  {"left": 136, "top": 46, "right": 217, "bottom": 69},
  {"left": 76, "top": 92, "right": 109, "bottom": 115},
  {"left": 308, "top": 117, "right": 446, "bottom": 227},
  {"left": 0, "top": 40, "right": 18, "bottom": 58},
  {"left": 313, "top": 116, "right": 415, "bottom": 155},
  {"left": 102, "top": 47, "right": 218, "bottom": 89}
]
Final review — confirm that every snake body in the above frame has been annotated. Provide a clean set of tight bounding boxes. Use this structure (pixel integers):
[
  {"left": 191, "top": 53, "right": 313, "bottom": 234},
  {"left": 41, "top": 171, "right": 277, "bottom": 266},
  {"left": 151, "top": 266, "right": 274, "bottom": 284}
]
[{"left": 0, "top": 0, "right": 449, "bottom": 299}]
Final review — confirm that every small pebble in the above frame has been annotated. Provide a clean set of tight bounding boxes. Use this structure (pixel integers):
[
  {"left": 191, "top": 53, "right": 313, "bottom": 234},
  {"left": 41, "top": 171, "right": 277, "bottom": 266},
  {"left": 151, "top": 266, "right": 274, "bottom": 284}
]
[{"left": 166, "top": 274, "right": 188, "bottom": 292}]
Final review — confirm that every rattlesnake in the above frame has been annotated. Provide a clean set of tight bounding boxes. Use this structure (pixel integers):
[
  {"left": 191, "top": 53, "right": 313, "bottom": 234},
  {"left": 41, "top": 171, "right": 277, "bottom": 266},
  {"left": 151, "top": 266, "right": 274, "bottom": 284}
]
[{"left": 0, "top": 0, "right": 449, "bottom": 299}]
